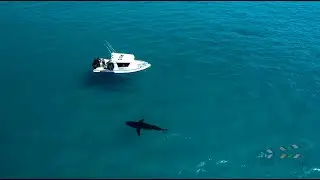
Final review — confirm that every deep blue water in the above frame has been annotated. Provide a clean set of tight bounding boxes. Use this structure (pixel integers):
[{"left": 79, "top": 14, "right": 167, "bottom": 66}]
[{"left": 1, "top": 1, "right": 320, "bottom": 178}]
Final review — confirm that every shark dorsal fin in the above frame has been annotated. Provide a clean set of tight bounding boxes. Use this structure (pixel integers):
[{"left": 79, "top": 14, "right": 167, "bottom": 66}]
[{"left": 138, "top": 119, "right": 144, "bottom": 123}]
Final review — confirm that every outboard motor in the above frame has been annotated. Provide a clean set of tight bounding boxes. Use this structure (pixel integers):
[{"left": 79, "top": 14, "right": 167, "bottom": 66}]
[{"left": 92, "top": 58, "right": 101, "bottom": 69}]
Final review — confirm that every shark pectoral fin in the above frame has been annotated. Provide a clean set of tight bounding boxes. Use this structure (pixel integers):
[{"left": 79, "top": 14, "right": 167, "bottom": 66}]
[
  {"left": 136, "top": 128, "right": 141, "bottom": 136},
  {"left": 138, "top": 119, "right": 144, "bottom": 123}
]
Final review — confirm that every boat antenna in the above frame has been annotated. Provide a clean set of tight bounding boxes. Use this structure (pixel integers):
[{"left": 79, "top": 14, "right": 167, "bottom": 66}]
[
  {"left": 103, "top": 41, "right": 112, "bottom": 54},
  {"left": 104, "top": 43, "right": 113, "bottom": 54},
  {"left": 104, "top": 40, "right": 117, "bottom": 54}
]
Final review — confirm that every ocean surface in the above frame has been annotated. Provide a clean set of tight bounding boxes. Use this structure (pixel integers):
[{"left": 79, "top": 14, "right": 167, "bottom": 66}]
[{"left": 1, "top": 1, "right": 320, "bottom": 178}]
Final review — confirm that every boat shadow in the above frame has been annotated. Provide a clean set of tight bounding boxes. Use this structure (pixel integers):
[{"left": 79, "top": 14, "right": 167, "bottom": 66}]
[{"left": 82, "top": 71, "right": 133, "bottom": 92}]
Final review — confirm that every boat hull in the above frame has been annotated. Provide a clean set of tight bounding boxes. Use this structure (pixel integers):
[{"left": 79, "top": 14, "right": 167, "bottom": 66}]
[{"left": 93, "top": 59, "right": 151, "bottom": 74}]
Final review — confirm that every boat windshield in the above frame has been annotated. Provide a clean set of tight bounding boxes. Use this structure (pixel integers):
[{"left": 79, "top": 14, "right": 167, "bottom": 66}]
[{"left": 117, "top": 63, "right": 130, "bottom": 67}]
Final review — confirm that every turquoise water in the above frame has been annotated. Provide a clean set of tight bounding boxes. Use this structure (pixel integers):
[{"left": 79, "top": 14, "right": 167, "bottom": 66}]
[{"left": 1, "top": 2, "right": 320, "bottom": 178}]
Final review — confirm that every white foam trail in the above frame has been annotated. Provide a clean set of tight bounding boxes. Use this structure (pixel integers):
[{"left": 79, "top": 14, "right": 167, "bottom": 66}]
[
  {"left": 196, "top": 168, "right": 206, "bottom": 176},
  {"left": 177, "top": 169, "right": 184, "bottom": 175},
  {"left": 196, "top": 161, "right": 206, "bottom": 168},
  {"left": 216, "top": 160, "right": 228, "bottom": 165}
]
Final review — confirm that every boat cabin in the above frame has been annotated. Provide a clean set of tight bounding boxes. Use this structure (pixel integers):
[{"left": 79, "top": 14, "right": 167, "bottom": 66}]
[
  {"left": 111, "top": 53, "right": 135, "bottom": 62},
  {"left": 110, "top": 53, "right": 135, "bottom": 68}
]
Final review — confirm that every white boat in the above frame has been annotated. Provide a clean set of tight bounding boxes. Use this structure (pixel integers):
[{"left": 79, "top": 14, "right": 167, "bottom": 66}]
[{"left": 92, "top": 41, "right": 151, "bottom": 73}]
